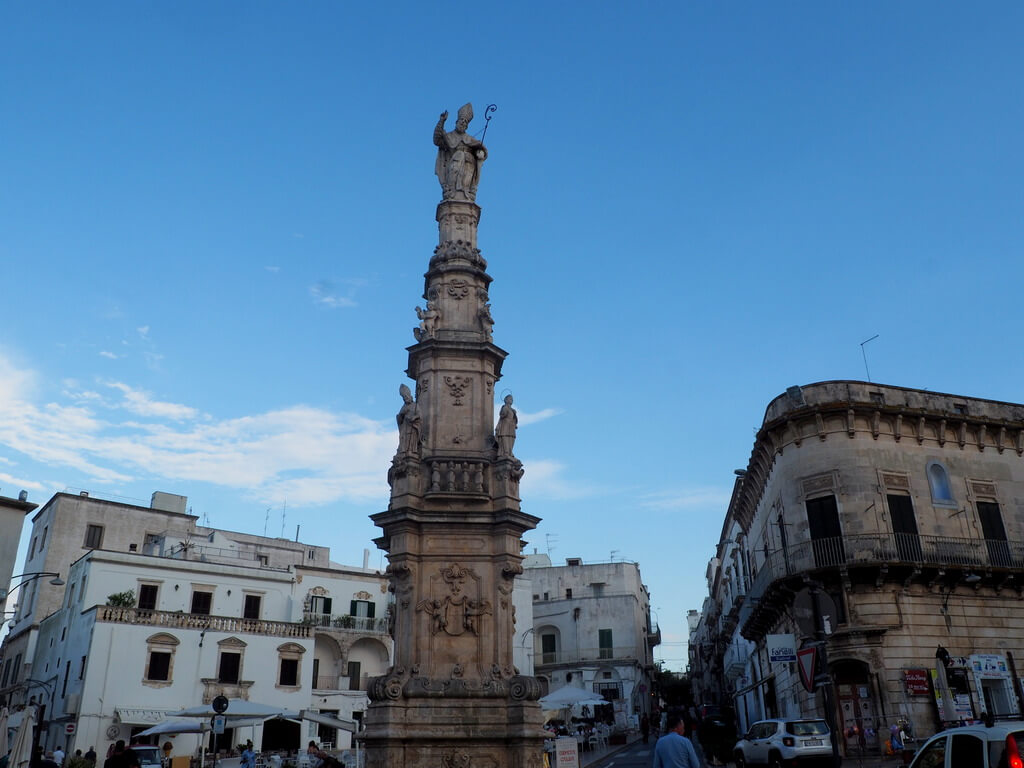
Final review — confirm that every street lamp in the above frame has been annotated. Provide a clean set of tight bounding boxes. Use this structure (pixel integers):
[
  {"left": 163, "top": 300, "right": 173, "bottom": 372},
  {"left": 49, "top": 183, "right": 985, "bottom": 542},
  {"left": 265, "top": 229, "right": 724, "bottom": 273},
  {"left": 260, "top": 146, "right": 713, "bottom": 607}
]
[{"left": 0, "top": 571, "right": 65, "bottom": 602}]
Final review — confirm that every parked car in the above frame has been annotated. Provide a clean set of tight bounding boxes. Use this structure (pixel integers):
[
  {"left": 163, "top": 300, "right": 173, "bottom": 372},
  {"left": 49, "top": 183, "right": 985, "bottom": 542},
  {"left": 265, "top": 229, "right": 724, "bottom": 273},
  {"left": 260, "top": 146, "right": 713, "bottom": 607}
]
[
  {"left": 129, "top": 744, "right": 164, "bottom": 768},
  {"left": 734, "top": 718, "right": 833, "bottom": 768},
  {"left": 907, "top": 720, "right": 1024, "bottom": 768}
]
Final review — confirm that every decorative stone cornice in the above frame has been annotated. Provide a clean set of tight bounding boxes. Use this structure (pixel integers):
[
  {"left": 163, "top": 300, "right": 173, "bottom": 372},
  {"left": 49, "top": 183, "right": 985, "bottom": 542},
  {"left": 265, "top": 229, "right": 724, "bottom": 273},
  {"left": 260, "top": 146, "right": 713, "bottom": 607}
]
[{"left": 730, "top": 381, "right": 1024, "bottom": 533}]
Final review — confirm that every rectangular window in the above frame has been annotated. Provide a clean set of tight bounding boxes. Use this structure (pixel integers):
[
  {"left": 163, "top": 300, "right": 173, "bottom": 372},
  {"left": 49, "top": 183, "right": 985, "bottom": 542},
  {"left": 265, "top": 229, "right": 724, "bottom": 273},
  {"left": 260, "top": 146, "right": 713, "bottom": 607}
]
[
  {"left": 191, "top": 591, "right": 213, "bottom": 615},
  {"left": 79, "top": 656, "right": 86, "bottom": 680},
  {"left": 243, "top": 595, "right": 262, "bottom": 620},
  {"left": 279, "top": 658, "right": 299, "bottom": 687},
  {"left": 350, "top": 600, "right": 375, "bottom": 618},
  {"left": 307, "top": 549, "right": 316, "bottom": 560},
  {"left": 62, "top": 660, "right": 71, "bottom": 697},
  {"left": 138, "top": 584, "right": 158, "bottom": 611},
  {"left": 541, "top": 634, "right": 557, "bottom": 665},
  {"left": 310, "top": 596, "right": 332, "bottom": 615},
  {"left": 566, "top": 588, "right": 572, "bottom": 599},
  {"left": 147, "top": 651, "right": 172, "bottom": 681},
  {"left": 218, "top": 652, "right": 241, "bottom": 683},
  {"left": 598, "top": 629, "right": 613, "bottom": 659},
  {"left": 84, "top": 524, "right": 104, "bottom": 549},
  {"left": 348, "top": 661, "right": 361, "bottom": 691},
  {"left": 41, "top": 526, "right": 48, "bottom": 547},
  {"left": 1, "top": 659, "right": 10, "bottom": 687},
  {"left": 29, "top": 537, "right": 37, "bottom": 559},
  {"left": 12, "top": 654, "right": 22, "bottom": 684}
]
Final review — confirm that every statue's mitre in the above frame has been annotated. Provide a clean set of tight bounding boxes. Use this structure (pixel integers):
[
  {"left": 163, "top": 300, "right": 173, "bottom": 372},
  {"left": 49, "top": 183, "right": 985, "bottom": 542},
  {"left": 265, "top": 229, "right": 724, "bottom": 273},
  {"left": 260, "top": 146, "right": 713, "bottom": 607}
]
[{"left": 457, "top": 103, "right": 474, "bottom": 124}]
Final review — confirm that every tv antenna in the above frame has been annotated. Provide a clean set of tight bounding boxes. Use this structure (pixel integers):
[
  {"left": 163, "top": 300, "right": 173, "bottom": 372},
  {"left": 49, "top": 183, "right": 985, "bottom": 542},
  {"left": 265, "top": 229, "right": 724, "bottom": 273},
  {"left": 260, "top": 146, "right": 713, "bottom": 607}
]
[
  {"left": 610, "top": 549, "right": 620, "bottom": 563},
  {"left": 280, "top": 500, "right": 287, "bottom": 538},
  {"left": 264, "top": 507, "right": 272, "bottom": 537},
  {"left": 860, "top": 334, "right": 879, "bottom": 382},
  {"left": 545, "top": 533, "right": 558, "bottom": 558}
]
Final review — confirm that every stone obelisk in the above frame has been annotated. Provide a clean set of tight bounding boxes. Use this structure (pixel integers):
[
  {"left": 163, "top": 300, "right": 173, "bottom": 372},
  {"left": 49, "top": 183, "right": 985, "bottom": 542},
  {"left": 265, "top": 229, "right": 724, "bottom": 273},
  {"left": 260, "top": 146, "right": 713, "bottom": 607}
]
[{"left": 363, "top": 105, "right": 546, "bottom": 768}]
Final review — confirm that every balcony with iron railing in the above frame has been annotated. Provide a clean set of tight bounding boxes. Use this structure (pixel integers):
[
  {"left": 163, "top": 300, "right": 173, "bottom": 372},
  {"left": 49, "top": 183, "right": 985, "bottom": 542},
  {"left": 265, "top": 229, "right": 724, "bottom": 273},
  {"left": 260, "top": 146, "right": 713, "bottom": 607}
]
[
  {"left": 739, "top": 531, "right": 1024, "bottom": 639},
  {"left": 302, "top": 612, "right": 389, "bottom": 633},
  {"left": 534, "top": 646, "right": 644, "bottom": 667},
  {"left": 95, "top": 606, "right": 312, "bottom": 638}
]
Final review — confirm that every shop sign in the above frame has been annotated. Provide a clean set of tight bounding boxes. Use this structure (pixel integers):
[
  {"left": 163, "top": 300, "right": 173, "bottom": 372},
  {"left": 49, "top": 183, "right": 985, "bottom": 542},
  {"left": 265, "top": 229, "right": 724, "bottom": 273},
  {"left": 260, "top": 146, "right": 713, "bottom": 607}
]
[
  {"left": 970, "top": 654, "right": 1009, "bottom": 677},
  {"left": 766, "top": 634, "right": 797, "bottom": 663},
  {"left": 904, "top": 669, "right": 930, "bottom": 695}
]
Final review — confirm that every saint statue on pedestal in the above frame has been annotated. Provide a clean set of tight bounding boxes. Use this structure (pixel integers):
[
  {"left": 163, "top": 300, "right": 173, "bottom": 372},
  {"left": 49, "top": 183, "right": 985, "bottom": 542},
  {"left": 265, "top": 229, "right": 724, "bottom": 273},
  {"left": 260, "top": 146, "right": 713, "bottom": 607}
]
[{"left": 434, "top": 103, "right": 488, "bottom": 202}]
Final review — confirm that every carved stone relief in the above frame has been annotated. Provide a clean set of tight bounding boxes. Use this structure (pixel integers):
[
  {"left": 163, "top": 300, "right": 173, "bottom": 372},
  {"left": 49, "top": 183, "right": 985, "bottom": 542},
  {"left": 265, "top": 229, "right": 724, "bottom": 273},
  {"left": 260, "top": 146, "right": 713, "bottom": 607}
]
[{"left": 445, "top": 376, "right": 471, "bottom": 405}]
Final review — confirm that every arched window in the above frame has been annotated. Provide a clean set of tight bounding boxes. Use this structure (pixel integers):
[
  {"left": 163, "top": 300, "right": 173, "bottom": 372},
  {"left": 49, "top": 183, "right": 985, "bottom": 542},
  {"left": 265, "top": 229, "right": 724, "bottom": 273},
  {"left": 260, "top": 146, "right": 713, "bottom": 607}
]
[{"left": 927, "top": 461, "right": 956, "bottom": 506}]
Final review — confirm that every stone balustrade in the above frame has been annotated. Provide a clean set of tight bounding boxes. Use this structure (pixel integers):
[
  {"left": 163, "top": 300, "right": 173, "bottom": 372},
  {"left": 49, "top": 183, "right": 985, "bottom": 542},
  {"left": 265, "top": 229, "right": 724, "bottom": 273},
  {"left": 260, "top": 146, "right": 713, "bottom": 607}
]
[{"left": 95, "top": 606, "right": 312, "bottom": 638}]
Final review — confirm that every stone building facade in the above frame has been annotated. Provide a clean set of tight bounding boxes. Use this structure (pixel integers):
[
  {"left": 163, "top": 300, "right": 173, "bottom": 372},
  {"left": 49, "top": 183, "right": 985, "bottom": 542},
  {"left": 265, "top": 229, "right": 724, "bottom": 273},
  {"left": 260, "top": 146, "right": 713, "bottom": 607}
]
[
  {"left": 691, "top": 381, "right": 1024, "bottom": 755},
  {"left": 524, "top": 554, "right": 659, "bottom": 724}
]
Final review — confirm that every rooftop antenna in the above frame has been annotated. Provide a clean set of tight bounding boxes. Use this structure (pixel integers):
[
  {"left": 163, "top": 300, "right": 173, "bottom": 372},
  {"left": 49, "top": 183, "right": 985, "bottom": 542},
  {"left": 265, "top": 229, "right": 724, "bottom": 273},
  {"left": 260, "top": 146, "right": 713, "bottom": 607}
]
[
  {"left": 545, "top": 533, "right": 558, "bottom": 558},
  {"left": 264, "top": 507, "right": 271, "bottom": 537},
  {"left": 860, "top": 334, "right": 879, "bottom": 382},
  {"left": 610, "top": 549, "right": 620, "bottom": 563},
  {"left": 280, "top": 500, "right": 287, "bottom": 538}
]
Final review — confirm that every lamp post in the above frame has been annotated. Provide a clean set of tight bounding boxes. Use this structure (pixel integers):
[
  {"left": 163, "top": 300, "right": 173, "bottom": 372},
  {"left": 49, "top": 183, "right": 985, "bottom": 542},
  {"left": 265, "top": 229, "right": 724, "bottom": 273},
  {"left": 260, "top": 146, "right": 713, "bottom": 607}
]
[{"left": 1, "top": 571, "right": 65, "bottom": 601}]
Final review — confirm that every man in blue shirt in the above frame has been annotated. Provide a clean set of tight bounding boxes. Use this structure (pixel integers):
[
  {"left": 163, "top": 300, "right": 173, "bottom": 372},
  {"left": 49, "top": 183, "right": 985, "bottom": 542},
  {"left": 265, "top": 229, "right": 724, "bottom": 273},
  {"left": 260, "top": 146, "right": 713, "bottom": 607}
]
[{"left": 653, "top": 712, "right": 702, "bottom": 768}]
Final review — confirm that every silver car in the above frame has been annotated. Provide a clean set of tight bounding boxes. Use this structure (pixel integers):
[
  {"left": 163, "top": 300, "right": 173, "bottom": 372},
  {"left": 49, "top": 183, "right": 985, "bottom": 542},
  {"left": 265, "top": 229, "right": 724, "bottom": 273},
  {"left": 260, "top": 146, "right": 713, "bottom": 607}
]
[
  {"left": 907, "top": 720, "right": 1024, "bottom": 767},
  {"left": 734, "top": 719, "right": 833, "bottom": 768}
]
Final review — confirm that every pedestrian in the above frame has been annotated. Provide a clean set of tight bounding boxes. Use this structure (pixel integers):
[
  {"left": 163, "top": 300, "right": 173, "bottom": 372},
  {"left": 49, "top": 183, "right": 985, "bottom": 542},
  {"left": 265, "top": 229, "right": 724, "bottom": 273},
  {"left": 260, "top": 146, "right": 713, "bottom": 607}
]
[
  {"left": 104, "top": 741, "right": 140, "bottom": 768},
  {"left": 240, "top": 742, "right": 256, "bottom": 768},
  {"left": 641, "top": 713, "right": 651, "bottom": 744},
  {"left": 40, "top": 753, "right": 60, "bottom": 768},
  {"left": 305, "top": 742, "right": 322, "bottom": 768},
  {"left": 67, "top": 750, "right": 90, "bottom": 768},
  {"left": 84, "top": 749, "right": 97, "bottom": 766},
  {"left": 653, "top": 712, "right": 702, "bottom": 768},
  {"left": 53, "top": 747, "right": 66, "bottom": 768}
]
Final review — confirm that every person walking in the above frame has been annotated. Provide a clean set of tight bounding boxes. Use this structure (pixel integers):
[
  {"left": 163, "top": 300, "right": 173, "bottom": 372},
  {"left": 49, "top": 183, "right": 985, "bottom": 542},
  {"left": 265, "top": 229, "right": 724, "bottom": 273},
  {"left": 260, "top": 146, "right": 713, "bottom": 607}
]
[
  {"left": 653, "top": 712, "right": 702, "bottom": 768},
  {"left": 641, "top": 713, "right": 651, "bottom": 744}
]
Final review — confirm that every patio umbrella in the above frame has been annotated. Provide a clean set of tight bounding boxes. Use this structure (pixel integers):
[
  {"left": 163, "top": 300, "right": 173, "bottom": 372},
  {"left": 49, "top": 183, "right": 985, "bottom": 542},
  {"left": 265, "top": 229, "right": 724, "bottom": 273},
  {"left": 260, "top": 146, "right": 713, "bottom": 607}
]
[
  {"left": 9, "top": 706, "right": 35, "bottom": 768},
  {"left": 168, "top": 701, "right": 297, "bottom": 719},
  {"left": 539, "top": 686, "right": 607, "bottom": 708},
  {"left": 0, "top": 706, "right": 9, "bottom": 761}
]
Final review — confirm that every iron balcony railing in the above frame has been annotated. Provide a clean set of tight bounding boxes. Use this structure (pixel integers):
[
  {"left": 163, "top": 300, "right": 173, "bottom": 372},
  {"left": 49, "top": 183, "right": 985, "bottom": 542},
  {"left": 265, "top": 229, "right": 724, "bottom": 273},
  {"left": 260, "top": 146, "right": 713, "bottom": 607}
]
[
  {"left": 302, "top": 612, "right": 389, "bottom": 633},
  {"left": 738, "top": 532, "right": 1023, "bottom": 630},
  {"left": 534, "top": 646, "right": 642, "bottom": 666}
]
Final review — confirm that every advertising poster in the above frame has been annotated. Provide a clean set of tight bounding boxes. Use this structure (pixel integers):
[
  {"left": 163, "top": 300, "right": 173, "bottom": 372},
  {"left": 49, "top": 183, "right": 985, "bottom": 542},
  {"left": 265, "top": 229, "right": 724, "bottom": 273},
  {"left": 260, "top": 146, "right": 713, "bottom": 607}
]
[{"left": 766, "top": 634, "right": 797, "bottom": 663}]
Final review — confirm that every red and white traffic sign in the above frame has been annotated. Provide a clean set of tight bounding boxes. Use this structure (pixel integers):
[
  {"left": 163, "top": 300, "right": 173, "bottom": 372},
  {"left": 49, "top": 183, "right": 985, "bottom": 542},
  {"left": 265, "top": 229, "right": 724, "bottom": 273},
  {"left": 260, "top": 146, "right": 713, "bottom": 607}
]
[
  {"left": 797, "top": 647, "right": 817, "bottom": 693},
  {"left": 65, "top": 723, "right": 76, "bottom": 735}
]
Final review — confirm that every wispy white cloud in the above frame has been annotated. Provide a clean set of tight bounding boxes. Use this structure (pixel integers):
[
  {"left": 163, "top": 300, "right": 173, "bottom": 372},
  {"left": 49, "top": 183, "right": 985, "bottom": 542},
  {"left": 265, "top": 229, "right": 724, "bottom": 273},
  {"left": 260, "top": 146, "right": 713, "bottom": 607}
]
[
  {"left": 639, "top": 487, "right": 732, "bottom": 511},
  {"left": 137, "top": 326, "right": 150, "bottom": 339},
  {"left": 517, "top": 407, "right": 563, "bottom": 426},
  {"left": 99, "top": 350, "right": 119, "bottom": 359},
  {"left": 0, "top": 472, "right": 46, "bottom": 491},
  {"left": 310, "top": 279, "right": 369, "bottom": 309},
  {"left": 519, "top": 458, "right": 597, "bottom": 500},
  {"left": 0, "top": 352, "right": 395, "bottom": 507},
  {"left": 104, "top": 381, "right": 200, "bottom": 421},
  {"left": 265, "top": 266, "right": 281, "bottom": 273}
]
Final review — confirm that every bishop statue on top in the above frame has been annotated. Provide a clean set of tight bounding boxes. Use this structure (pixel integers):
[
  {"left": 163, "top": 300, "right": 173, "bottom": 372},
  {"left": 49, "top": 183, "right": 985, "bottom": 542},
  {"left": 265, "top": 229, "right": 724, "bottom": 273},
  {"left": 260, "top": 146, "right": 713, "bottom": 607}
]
[{"left": 433, "top": 103, "right": 488, "bottom": 202}]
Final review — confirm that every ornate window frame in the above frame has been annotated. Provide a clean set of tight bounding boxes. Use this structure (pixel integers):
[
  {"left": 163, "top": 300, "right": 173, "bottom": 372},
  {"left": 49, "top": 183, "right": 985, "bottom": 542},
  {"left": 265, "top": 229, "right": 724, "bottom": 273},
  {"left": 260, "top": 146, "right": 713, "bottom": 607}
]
[{"left": 143, "top": 632, "right": 179, "bottom": 687}]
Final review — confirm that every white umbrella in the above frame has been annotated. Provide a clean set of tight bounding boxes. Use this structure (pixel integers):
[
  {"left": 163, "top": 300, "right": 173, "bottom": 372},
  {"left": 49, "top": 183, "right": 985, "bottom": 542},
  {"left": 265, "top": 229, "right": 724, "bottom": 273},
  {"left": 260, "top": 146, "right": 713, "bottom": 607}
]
[
  {"left": 10, "top": 706, "right": 35, "bottom": 768},
  {"left": 0, "top": 706, "right": 9, "bottom": 761},
  {"left": 169, "top": 701, "right": 296, "bottom": 719},
  {"left": 136, "top": 720, "right": 210, "bottom": 737},
  {"left": 539, "top": 686, "right": 607, "bottom": 708}
]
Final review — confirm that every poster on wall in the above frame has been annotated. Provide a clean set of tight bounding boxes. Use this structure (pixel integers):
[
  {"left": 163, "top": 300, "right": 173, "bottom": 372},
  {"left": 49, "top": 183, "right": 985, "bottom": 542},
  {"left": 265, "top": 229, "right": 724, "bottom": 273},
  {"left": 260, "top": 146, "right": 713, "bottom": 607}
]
[
  {"left": 970, "top": 655, "right": 1009, "bottom": 676},
  {"left": 931, "top": 668, "right": 975, "bottom": 722},
  {"left": 904, "top": 669, "right": 930, "bottom": 696}
]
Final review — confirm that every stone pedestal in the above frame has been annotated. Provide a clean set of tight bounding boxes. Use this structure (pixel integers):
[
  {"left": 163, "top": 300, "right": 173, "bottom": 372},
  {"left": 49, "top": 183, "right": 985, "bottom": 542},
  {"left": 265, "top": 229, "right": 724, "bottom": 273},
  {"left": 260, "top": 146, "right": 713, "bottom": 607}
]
[{"left": 364, "top": 107, "right": 546, "bottom": 768}]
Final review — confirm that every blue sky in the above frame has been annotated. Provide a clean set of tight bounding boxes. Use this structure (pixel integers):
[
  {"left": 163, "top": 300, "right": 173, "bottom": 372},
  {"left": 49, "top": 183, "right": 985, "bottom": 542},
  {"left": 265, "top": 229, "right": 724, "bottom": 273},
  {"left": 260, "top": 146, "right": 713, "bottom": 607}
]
[{"left": 1, "top": 3, "right": 1022, "bottom": 671}]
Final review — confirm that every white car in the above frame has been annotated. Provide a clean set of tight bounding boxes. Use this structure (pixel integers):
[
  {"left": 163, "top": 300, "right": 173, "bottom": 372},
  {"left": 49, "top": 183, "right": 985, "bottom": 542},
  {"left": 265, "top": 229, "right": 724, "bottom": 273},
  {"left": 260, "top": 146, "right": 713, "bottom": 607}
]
[
  {"left": 907, "top": 720, "right": 1024, "bottom": 768},
  {"left": 733, "top": 719, "right": 833, "bottom": 768}
]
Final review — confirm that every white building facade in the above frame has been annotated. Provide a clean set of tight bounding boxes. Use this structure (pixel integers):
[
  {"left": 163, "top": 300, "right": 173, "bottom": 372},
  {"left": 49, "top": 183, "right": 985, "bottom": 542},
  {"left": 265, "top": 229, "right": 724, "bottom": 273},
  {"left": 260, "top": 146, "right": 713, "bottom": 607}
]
[{"left": 523, "top": 555, "right": 659, "bottom": 723}]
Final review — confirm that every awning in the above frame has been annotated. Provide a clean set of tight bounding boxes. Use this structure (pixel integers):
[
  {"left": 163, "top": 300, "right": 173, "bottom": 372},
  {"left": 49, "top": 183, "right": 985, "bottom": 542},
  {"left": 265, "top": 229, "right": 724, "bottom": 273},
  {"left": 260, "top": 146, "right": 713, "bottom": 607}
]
[
  {"left": 298, "top": 710, "right": 356, "bottom": 734},
  {"left": 731, "top": 671, "right": 775, "bottom": 698},
  {"left": 115, "top": 709, "right": 170, "bottom": 726}
]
